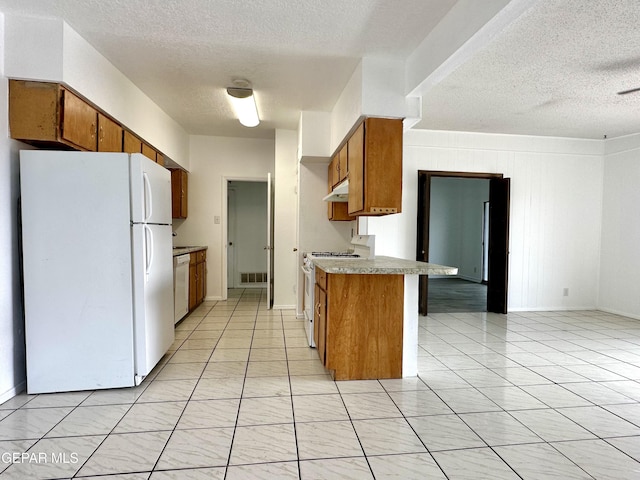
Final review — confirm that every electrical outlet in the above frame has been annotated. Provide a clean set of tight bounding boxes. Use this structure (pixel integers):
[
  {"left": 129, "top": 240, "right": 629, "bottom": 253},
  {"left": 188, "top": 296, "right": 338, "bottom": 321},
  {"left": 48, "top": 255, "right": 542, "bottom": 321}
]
[{"left": 563, "top": 288, "right": 569, "bottom": 297}]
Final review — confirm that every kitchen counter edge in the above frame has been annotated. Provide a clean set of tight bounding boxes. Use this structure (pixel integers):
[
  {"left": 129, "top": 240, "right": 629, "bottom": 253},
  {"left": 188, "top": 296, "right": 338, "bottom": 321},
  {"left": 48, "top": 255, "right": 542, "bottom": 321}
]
[
  {"left": 311, "top": 255, "right": 458, "bottom": 275},
  {"left": 172, "top": 246, "right": 208, "bottom": 256}
]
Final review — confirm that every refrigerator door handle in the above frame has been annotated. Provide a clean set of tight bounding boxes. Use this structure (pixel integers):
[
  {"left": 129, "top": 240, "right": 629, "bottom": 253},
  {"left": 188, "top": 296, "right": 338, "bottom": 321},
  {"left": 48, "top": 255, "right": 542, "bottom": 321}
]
[
  {"left": 144, "top": 225, "right": 154, "bottom": 280},
  {"left": 143, "top": 172, "right": 153, "bottom": 222}
]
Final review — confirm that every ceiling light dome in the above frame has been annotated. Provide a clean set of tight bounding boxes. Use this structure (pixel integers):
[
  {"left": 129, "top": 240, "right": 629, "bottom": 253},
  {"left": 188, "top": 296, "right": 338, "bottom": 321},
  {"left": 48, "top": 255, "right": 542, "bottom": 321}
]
[{"left": 226, "top": 79, "right": 260, "bottom": 127}]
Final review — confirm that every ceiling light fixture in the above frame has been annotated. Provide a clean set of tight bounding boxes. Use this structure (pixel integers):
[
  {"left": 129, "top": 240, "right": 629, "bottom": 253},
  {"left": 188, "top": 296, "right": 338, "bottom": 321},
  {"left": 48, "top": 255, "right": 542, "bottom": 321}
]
[{"left": 226, "top": 79, "right": 259, "bottom": 127}]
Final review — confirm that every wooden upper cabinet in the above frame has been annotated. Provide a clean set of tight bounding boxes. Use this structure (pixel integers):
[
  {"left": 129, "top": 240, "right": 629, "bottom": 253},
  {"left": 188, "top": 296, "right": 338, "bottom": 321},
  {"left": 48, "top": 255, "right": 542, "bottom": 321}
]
[
  {"left": 348, "top": 123, "right": 365, "bottom": 214},
  {"left": 97, "top": 113, "right": 123, "bottom": 152},
  {"left": 327, "top": 149, "right": 354, "bottom": 222},
  {"left": 9, "top": 80, "right": 172, "bottom": 166},
  {"left": 348, "top": 117, "right": 403, "bottom": 216},
  {"left": 328, "top": 155, "right": 337, "bottom": 190},
  {"left": 61, "top": 90, "right": 98, "bottom": 151},
  {"left": 338, "top": 144, "right": 348, "bottom": 183},
  {"left": 170, "top": 168, "right": 188, "bottom": 219},
  {"left": 141, "top": 142, "right": 157, "bottom": 162},
  {"left": 8, "top": 80, "right": 99, "bottom": 151},
  {"left": 123, "top": 130, "right": 142, "bottom": 154}
]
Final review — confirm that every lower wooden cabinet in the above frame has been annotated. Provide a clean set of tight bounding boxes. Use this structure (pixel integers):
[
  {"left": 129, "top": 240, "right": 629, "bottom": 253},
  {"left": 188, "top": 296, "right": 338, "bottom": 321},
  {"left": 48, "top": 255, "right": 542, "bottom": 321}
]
[
  {"left": 188, "top": 249, "right": 207, "bottom": 311},
  {"left": 314, "top": 267, "right": 404, "bottom": 380},
  {"left": 314, "top": 283, "right": 327, "bottom": 365}
]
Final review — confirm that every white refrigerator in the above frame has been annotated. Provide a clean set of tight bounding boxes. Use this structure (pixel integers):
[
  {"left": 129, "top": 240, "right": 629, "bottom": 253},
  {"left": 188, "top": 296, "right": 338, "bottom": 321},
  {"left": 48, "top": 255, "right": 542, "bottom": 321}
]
[{"left": 20, "top": 151, "right": 175, "bottom": 394}]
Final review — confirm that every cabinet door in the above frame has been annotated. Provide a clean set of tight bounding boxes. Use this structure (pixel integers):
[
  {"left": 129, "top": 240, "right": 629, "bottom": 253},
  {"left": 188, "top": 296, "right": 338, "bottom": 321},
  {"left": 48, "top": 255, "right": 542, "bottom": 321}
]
[
  {"left": 347, "top": 122, "right": 364, "bottom": 214},
  {"left": 97, "top": 113, "right": 123, "bottom": 152},
  {"left": 338, "top": 144, "right": 348, "bottom": 183},
  {"left": 123, "top": 130, "right": 142, "bottom": 154},
  {"left": 170, "top": 169, "right": 188, "bottom": 219},
  {"left": 189, "top": 261, "right": 197, "bottom": 311},
  {"left": 314, "top": 284, "right": 327, "bottom": 365},
  {"left": 327, "top": 155, "right": 336, "bottom": 190},
  {"left": 196, "top": 261, "right": 205, "bottom": 303},
  {"left": 363, "top": 117, "right": 403, "bottom": 214},
  {"left": 61, "top": 89, "right": 97, "bottom": 151},
  {"left": 142, "top": 143, "right": 157, "bottom": 162}
]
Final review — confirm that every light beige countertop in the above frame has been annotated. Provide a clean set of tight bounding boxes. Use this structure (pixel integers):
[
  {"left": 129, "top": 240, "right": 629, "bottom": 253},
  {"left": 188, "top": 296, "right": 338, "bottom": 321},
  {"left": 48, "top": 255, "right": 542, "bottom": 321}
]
[
  {"left": 311, "top": 256, "right": 458, "bottom": 275},
  {"left": 172, "top": 246, "right": 207, "bottom": 256}
]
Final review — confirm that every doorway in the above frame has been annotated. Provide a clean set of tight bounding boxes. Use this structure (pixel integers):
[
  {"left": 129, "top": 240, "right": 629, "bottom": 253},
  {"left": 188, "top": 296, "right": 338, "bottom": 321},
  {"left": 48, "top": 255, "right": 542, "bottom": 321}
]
[
  {"left": 417, "top": 171, "right": 510, "bottom": 315},
  {"left": 226, "top": 180, "right": 268, "bottom": 290}
]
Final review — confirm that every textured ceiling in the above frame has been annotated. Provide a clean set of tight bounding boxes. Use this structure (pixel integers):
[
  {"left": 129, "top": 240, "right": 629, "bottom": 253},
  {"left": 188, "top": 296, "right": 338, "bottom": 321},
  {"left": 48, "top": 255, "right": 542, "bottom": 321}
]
[
  {"left": 415, "top": 0, "right": 640, "bottom": 139},
  {"left": 0, "top": 0, "right": 456, "bottom": 138},
  {"left": 1, "top": 0, "right": 639, "bottom": 140}
]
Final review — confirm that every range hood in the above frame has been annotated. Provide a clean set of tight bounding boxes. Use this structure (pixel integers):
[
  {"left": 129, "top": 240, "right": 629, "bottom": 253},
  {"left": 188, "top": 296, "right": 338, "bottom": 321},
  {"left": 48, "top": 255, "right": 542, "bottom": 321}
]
[{"left": 322, "top": 179, "right": 349, "bottom": 202}]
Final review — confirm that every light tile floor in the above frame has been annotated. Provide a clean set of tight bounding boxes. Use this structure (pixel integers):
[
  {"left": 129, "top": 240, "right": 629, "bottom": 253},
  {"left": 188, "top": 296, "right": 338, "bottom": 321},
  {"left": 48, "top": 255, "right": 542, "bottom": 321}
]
[{"left": 2, "top": 290, "right": 640, "bottom": 478}]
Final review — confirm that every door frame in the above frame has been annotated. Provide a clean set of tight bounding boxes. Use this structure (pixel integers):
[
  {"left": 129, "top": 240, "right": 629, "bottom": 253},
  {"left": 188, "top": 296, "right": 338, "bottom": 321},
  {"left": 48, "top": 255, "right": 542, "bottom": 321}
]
[
  {"left": 417, "top": 170, "right": 506, "bottom": 315},
  {"left": 221, "top": 175, "right": 268, "bottom": 301},
  {"left": 227, "top": 186, "right": 237, "bottom": 288}
]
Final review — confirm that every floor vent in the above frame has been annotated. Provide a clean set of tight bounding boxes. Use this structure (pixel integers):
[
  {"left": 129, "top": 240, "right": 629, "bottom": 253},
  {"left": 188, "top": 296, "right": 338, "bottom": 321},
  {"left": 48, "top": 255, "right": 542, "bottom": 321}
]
[{"left": 241, "top": 272, "right": 267, "bottom": 284}]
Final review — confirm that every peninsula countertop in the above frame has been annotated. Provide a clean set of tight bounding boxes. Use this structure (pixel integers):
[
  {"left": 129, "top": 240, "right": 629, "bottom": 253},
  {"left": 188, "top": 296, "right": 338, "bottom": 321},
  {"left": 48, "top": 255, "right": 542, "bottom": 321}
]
[{"left": 311, "top": 255, "right": 458, "bottom": 275}]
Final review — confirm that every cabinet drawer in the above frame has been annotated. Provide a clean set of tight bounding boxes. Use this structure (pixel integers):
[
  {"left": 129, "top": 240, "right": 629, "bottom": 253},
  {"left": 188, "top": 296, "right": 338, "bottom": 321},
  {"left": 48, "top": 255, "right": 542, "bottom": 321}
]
[{"left": 315, "top": 267, "right": 327, "bottom": 290}]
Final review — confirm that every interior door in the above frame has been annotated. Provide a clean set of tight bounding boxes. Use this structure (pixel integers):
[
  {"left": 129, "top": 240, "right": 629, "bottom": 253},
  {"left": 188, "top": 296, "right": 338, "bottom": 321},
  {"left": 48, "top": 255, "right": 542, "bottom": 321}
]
[
  {"left": 227, "top": 186, "right": 237, "bottom": 288},
  {"left": 417, "top": 172, "right": 430, "bottom": 315},
  {"left": 487, "top": 177, "right": 511, "bottom": 313},
  {"left": 266, "top": 173, "right": 275, "bottom": 308}
]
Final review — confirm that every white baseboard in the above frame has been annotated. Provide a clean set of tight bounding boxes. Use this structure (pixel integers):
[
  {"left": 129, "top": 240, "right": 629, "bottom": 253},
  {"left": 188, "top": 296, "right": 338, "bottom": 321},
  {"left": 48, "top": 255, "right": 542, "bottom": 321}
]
[
  {"left": 596, "top": 307, "right": 640, "bottom": 321},
  {"left": 507, "top": 305, "right": 597, "bottom": 313},
  {"left": 0, "top": 380, "right": 26, "bottom": 404},
  {"left": 272, "top": 304, "right": 296, "bottom": 311}
]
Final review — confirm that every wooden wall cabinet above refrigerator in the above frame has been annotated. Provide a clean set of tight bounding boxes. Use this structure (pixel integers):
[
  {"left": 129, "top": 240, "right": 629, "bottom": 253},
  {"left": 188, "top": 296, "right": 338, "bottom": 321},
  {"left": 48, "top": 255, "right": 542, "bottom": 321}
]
[
  {"left": 9, "top": 80, "right": 101, "bottom": 151},
  {"left": 9, "top": 79, "right": 167, "bottom": 165}
]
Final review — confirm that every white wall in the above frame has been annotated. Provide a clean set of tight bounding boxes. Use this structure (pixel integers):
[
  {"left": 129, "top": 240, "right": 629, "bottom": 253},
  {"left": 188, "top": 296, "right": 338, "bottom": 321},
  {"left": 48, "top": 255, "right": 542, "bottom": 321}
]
[
  {"left": 370, "top": 129, "right": 604, "bottom": 311},
  {"left": 274, "top": 130, "right": 298, "bottom": 309},
  {"left": 429, "top": 177, "right": 488, "bottom": 281},
  {"left": 598, "top": 133, "right": 640, "bottom": 319},
  {"left": 178, "top": 136, "right": 275, "bottom": 300},
  {"left": 0, "top": 13, "right": 30, "bottom": 403},
  {"left": 296, "top": 162, "right": 353, "bottom": 315}
]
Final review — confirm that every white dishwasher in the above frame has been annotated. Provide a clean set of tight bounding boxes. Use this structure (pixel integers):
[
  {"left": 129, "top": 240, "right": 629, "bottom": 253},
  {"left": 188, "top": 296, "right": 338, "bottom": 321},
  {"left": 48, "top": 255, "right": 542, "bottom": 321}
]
[{"left": 174, "top": 254, "right": 190, "bottom": 323}]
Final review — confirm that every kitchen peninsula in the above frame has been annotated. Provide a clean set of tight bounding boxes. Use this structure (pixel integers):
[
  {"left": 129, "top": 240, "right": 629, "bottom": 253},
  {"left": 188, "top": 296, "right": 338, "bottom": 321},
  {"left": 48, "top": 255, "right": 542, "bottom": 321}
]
[{"left": 311, "top": 256, "right": 457, "bottom": 381}]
